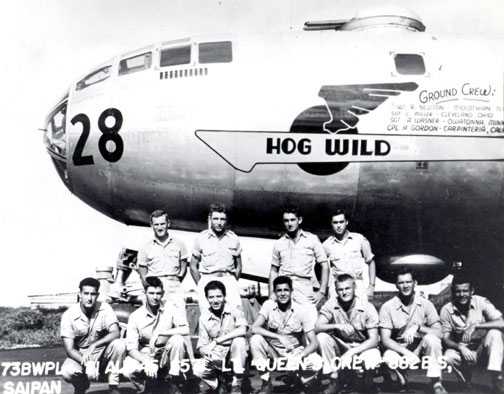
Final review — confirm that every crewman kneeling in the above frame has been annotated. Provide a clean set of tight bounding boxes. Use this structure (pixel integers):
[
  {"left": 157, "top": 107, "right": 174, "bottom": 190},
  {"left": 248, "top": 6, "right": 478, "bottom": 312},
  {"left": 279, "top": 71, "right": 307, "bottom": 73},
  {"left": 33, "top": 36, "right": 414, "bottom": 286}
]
[
  {"left": 194, "top": 280, "right": 248, "bottom": 394},
  {"left": 316, "top": 273, "right": 381, "bottom": 393},
  {"left": 379, "top": 268, "right": 447, "bottom": 394},
  {"left": 250, "top": 276, "right": 322, "bottom": 394},
  {"left": 441, "top": 272, "right": 504, "bottom": 392},
  {"left": 122, "top": 277, "right": 190, "bottom": 394},
  {"left": 60, "top": 277, "right": 126, "bottom": 394}
]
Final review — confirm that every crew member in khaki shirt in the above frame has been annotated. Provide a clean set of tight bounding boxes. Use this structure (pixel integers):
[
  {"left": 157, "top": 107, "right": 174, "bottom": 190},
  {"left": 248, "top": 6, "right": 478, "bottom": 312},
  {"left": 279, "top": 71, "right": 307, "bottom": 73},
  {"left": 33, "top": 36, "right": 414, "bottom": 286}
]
[
  {"left": 122, "top": 277, "right": 190, "bottom": 393},
  {"left": 269, "top": 205, "right": 329, "bottom": 307},
  {"left": 440, "top": 272, "right": 504, "bottom": 392},
  {"left": 190, "top": 204, "right": 243, "bottom": 311},
  {"left": 137, "top": 209, "right": 189, "bottom": 312},
  {"left": 251, "top": 275, "right": 322, "bottom": 394},
  {"left": 322, "top": 209, "right": 376, "bottom": 302},
  {"left": 316, "top": 273, "right": 381, "bottom": 393},
  {"left": 194, "top": 280, "right": 248, "bottom": 394},
  {"left": 60, "top": 277, "right": 125, "bottom": 394},
  {"left": 379, "top": 268, "right": 447, "bottom": 394}
]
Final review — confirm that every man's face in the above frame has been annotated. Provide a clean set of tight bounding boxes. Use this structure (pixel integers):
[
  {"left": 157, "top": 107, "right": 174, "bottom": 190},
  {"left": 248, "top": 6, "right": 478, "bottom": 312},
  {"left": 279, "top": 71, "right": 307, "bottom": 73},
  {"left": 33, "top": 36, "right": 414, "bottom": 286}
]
[
  {"left": 207, "top": 288, "right": 225, "bottom": 312},
  {"left": 274, "top": 283, "right": 292, "bottom": 305},
  {"left": 453, "top": 283, "right": 473, "bottom": 307},
  {"left": 331, "top": 214, "right": 348, "bottom": 236},
  {"left": 336, "top": 279, "right": 355, "bottom": 303},
  {"left": 79, "top": 286, "right": 99, "bottom": 310},
  {"left": 145, "top": 286, "right": 164, "bottom": 308},
  {"left": 151, "top": 215, "right": 169, "bottom": 239},
  {"left": 396, "top": 273, "right": 416, "bottom": 297},
  {"left": 282, "top": 213, "right": 301, "bottom": 234},
  {"left": 210, "top": 212, "right": 227, "bottom": 234}
]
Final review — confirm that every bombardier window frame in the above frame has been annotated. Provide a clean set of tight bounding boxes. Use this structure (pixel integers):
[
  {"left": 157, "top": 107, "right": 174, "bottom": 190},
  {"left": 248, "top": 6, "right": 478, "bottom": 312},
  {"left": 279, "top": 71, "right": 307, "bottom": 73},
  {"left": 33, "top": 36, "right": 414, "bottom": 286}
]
[
  {"left": 45, "top": 100, "right": 67, "bottom": 156},
  {"left": 119, "top": 52, "right": 152, "bottom": 76},
  {"left": 76, "top": 65, "right": 111, "bottom": 91},
  {"left": 160, "top": 45, "right": 191, "bottom": 67},
  {"left": 199, "top": 41, "right": 232, "bottom": 64}
]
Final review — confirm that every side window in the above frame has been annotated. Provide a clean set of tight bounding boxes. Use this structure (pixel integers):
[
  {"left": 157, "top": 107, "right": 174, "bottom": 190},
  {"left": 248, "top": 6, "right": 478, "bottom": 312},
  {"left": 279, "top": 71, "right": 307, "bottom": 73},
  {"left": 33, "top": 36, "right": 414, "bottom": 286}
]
[
  {"left": 394, "top": 54, "right": 425, "bottom": 75},
  {"left": 160, "top": 46, "right": 191, "bottom": 67},
  {"left": 199, "top": 41, "right": 232, "bottom": 64},
  {"left": 76, "top": 66, "right": 111, "bottom": 91},
  {"left": 119, "top": 52, "right": 152, "bottom": 75}
]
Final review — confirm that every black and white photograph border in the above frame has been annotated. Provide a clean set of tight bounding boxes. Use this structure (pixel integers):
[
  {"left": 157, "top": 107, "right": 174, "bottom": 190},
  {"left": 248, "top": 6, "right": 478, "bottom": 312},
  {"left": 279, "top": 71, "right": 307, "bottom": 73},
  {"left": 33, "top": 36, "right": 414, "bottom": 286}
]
[{"left": 2, "top": 1, "right": 504, "bottom": 393}]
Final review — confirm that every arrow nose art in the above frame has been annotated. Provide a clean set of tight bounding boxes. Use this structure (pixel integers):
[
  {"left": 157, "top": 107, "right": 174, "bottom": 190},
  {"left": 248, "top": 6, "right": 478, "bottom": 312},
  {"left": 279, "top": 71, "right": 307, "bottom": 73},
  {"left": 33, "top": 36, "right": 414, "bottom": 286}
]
[{"left": 290, "top": 82, "right": 419, "bottom": 176}]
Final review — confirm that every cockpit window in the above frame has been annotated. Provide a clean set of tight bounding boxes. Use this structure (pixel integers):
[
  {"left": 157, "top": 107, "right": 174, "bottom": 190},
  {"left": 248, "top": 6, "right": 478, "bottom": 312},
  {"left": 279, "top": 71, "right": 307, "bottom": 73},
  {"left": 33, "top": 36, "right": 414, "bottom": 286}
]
[
  {"left": 199, "top": 41, "right": 232, "bottom": 63},
  {"left": 119, "top": 52, "right": 152, "bottom": 75},
  {"left": 160, "top": 46, "right": 191, "bottom": 67},
  {"left": 76, "top": 65, "right": 111, "bottom": 91},
  {"left": 394, "top": 54, "right": 425, "bottom": 75}
]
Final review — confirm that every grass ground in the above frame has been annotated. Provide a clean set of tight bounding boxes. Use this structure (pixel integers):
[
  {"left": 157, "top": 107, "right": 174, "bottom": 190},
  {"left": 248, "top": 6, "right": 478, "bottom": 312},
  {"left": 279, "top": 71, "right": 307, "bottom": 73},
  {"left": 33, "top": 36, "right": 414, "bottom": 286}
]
[{"left": 0, "top": 307, "right": 63, "bottom": 349}]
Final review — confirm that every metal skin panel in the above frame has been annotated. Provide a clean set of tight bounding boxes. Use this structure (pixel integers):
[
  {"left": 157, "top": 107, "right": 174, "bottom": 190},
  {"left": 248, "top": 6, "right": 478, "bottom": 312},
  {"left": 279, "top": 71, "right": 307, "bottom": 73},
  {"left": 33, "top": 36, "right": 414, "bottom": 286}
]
[{"left": 47, "top": 29, "right": 504, "bottom": 297}]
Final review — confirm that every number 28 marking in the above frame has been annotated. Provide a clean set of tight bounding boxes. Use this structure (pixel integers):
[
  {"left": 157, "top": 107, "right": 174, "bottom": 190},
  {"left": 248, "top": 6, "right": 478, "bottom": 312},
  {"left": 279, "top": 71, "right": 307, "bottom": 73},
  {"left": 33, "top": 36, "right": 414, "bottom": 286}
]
[{"left": 71, "top": 108, "right": 124, "bottom": 166}]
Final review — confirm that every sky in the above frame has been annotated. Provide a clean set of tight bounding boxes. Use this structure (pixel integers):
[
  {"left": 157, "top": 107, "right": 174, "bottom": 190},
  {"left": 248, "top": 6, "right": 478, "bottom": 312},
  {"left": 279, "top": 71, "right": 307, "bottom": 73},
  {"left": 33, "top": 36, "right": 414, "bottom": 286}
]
[{"left": 1, "top": 0, "right": 504, "bottom": 306}]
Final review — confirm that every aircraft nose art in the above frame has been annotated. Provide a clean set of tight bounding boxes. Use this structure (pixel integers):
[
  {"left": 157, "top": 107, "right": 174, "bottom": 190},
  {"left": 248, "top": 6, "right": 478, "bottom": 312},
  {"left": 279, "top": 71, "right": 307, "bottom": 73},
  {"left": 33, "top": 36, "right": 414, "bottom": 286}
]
[{"left": 43, "top": 95, "right": 72, "bottom": 192}]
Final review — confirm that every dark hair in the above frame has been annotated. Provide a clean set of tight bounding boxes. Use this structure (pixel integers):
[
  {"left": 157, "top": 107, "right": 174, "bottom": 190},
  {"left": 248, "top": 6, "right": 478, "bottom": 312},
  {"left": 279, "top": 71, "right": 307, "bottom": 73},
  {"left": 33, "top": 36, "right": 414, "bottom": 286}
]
[
  {"left": 209, "top": 203, "right": 227, "bottom": 216},
  {"left": 204, "top": 280, "right": 226, "bottom": 297},
  {"left": 281, "top": 204, "right": 301, "bottom": 218},
  {"left": 79, "top": 277, "right": 100, "bottom": 291},
  {"left": 335, "top": 273, "right": 354, "bottom": 283},
  {"left": 273, "top": 275, "right": 292, "bottom": 290},
  {"left": 451, "top": 272, "right": 473, "bottom": 292},
  {"left": 144, "top": 276, "right": 164, "bottom": 291},
  {"left": 150, "top": 209, "right": 169, "bottom": 223},
  {"left": 330, "top": 209, "right": 348, "bottom": 221},
  {"left": 395, "top": 267, "right": 415, "bottom": 282}
]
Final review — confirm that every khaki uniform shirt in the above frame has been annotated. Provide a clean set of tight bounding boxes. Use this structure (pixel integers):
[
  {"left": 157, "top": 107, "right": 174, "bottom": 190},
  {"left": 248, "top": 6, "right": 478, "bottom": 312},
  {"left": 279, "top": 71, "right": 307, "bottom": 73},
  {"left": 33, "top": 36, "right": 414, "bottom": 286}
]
[
  {"left": 197, "top": 304, "right": 247, "bottom": 349},
  {"left": 379, "top": 294, "right": 440, "bottom": 342},
  {"left": 193, "top": 230, "right": 241, "bottom": 274},
  {"left": 271, "top": 230, "right": 327, "bottom": 279},
  {"left": 323, "top": 232, "right": 374, "bottom": 281},
  {"left": 440, "top": 295, "right": 502, "bottom": 344},
  {"left": 138, "top": 235, "right": 188, "bottom": 277},
  {"left": 126, "top": 304, "right": 188, "bottom": 352},
  {"left": 60, "top": 302, "right": 118, "bottom": 350},
  {"left": 258, "top": 299, "right": 317, "bottom": 350},
  {"left": 319, "top": 296, "right": 379, "bottom": 343}
]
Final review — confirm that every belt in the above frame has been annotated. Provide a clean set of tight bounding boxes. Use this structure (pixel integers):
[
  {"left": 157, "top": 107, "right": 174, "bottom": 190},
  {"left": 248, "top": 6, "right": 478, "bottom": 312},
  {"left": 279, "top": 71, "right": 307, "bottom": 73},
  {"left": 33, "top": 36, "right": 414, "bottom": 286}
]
[
  {"left": 157, "top": 275, "right": 181, "bottom": 281},
  {"left": 201, "top": 271, "right": 232, "bottom": 277}
]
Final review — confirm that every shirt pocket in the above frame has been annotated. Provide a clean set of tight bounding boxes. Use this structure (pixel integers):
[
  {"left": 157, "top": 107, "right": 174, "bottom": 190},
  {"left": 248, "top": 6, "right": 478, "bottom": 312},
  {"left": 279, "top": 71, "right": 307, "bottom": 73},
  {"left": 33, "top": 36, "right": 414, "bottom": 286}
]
[
  {"left": 278, "top": 246, "right": 290, "bottom": 260},
  {"left": 352, "top": 316, "right": 366, "bottom": 331},
  {"left": 165, "top": 246, "right": 180, "bottom": 259},
  {"left": 207, "top": 322, "right": 221, "bottom": 339},
  {"left": 268, "top": 320, "right": 280, "bottom": 332},
  {"left": 146, "top": 252, "right": 160, "bottom": 265},
  {"left": 72, "top": 322, "right": 89, "bottom": 339},
  {"left": 285, "top": 318, "right": 303, "bottom": 333},
  {"left": 202, "top": 244, "right": 218, "bottom": 257},
  {"left": 300, "top": 247, "right": 314, "bottom": 259}
]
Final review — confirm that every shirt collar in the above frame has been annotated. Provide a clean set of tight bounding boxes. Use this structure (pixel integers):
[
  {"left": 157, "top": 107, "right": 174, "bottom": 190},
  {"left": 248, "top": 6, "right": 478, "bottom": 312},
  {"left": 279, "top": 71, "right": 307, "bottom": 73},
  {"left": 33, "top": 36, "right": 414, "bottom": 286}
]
[
  {"left": 450, "top": 299, "right": 476, "bottom": 314},
  {"left": 331, "top": 231, "right": 352, "bottom": 243},
  {"left": 394, "top": 293, "right": 423, "bottom": 311},
  {"left": 207, "top": 304, "right": 232, "bottom": 320},
  {"left": 153, "top": 235, "right": 173, "bottom": 246},
  {"left": 143, "top": 303, "right": 164, "bottom": 319},
  {"left": 272, "top": 301, "right": 295, "bottom": 312},
  {"left": 75, "top": 302, "right": 104, "bottom": 321},
  {"left": 333, "top": 296, "right": 366, "bottom": 312},
  {"left": 208, "top": 229, "right": 228, "bottom": 239},
  {"left": 282, "top": 229, "right": 307, "bottom": 240}
]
